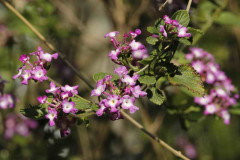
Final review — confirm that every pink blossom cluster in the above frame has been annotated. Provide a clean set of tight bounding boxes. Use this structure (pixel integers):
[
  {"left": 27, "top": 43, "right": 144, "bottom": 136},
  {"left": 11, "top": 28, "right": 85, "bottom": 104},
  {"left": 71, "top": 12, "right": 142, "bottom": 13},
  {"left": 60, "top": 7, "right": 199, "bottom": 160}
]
[
  {"left": 0, "top": 76, "right": 14, "bottom": 109},
  {"left": 4, "top": 113, "right": 38, "bottom": 139},
  {"left": 13, "top": 47, "right": 58, "bottom": 85},
  {"left": 104, "top": 29, "right": 149, "bottom": 65},
  {"left": 159, "top": 15, "right": 191, "bottom": 38},
  {"left": 91, "top": 66, "right": 147, "bottom": 120},
  {"left": 186, "top": 48, "right": 239, "bottom": 124},
  {"left": 37, "top": 82, "right": 79, "bottom": 137}
]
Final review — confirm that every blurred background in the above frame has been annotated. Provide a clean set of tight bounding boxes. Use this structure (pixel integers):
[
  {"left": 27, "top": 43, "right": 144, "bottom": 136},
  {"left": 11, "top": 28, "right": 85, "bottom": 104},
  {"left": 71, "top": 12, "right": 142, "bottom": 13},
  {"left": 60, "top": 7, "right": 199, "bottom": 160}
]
[{"left": 0, "top": 0, "right": 240, "bottom": 159}]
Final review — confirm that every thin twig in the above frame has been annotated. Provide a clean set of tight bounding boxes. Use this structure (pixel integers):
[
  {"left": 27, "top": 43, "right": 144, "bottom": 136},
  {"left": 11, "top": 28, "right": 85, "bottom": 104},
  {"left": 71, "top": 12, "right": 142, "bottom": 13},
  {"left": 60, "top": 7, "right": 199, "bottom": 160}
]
[
  {"left": 186, "top": 0, "right": 192, "bottom": 12},
  {"left": 3, "top": 1, "right": 190, "bottom": 159},
  {"left": 0, "top": 0, "right": 94, "bottom": 90},
  {"left": 120, "top": 110, "right": 190, "bottom": 160},
  {"left": 158, "top": 0, "right": 169, "bottom": 11}
]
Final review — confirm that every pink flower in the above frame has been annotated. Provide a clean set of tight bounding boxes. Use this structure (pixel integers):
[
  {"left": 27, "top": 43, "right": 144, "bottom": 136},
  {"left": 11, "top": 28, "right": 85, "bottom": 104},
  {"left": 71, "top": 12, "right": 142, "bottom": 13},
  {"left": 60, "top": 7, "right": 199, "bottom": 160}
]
[
  {"left": 177, "top": 27, "right": 191, "bottom": 38},
  {"left": 31, "top": 66, "right": 48, "bottom": 82},
  {"left": 45, "top": 107, "right": 57, "bottom": 126},
  {"left": 160, "top": 25, "right": 167, "bottom": 37},
  {"left": 131, "top": 85, "right": 147, "bottom": 98},
  {"left": 46, "top": 82, "right": 60, "bottom": 95},
  {"left": 121, "top": 74, "right": 139, "bottom": 86},
  {"left": 37, "top": 95, "right": 47, "bottom": 104},
  {"left": 120, "top": 95, "right": 139, "bottom": 114},
  {"left": 114, "top": 66, "right": 128, "bottom": 77},
  {"left": 62, "top": 100, "right": 77, "bottom": 114}
]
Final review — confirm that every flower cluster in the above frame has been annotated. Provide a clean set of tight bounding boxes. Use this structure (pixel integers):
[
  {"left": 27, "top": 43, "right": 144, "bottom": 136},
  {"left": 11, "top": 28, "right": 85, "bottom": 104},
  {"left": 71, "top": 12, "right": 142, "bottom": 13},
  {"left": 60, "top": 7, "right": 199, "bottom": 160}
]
[
  {"left": 104, "top": 29, "right": 149, "bottom": 66},
  {"left": 91, "top": 66, "right": 147, "bottom": 120},
  {"left": 159, "top": 15, "right": 191, "bottom": 38},
  {"left": 0, "top": 76, "right": 14, "bottom": 109},
  {"left": 37, "top": 82, "right": 79, "bottom": 137},
  {"left": 4, "top": 113, "right": 38, "bottom": 139},
  {"left": 186, "top": 48, "right": 239, "bottom": 124},
  {"left": 13, "top": 47, "right": 58, "bottom": 85}
]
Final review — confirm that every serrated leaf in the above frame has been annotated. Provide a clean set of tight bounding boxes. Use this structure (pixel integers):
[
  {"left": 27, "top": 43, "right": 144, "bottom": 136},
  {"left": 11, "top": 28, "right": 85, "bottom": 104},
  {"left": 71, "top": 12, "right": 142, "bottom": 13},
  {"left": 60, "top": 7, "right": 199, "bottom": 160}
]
[
  {"left": 179, "top": 38, "right": 191, "bottom": 46},
  {"left": 139, "top": 55, "right": 155, "bottom": 65},
  {"left": 171, "top": 10, "right": 190, "bottom": 27},
  {"left": 147, "top": 88, "right": 166, "bottom": 105},
  {"left": 147, "top": 26, "right": 158, "bottom": 34},
  {"left": 188, "top": 27, "right": 203, "bottom": 35},
  {"left": 20, "top": 105, "right": 47, "bottom": 120},
  {"left": 168, "top": 65, "right": 205, "bottom": 97},
  {"left": 146, "top": 36, "right": 158, "bottom": 45},
  {"left": 71, "top": 97, "right": 98, "bottom": 111},
  {"left": 93, "top": 72, "right": 119, "bottom": 82},
  {"left": 138, "top": 75, "right": 156, "bottom": 85}
]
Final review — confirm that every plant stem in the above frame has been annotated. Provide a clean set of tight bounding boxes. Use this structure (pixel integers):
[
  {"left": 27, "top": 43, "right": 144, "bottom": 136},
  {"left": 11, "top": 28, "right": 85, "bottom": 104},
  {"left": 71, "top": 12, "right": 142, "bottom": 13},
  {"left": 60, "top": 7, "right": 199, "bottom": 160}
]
[
  {"left": 135, "top": 64, "right": 149, "bottom": 74},
  {"left": 120, "top": 110, "right": 190, "bottom": 160},
  {"left": 186, "top": 0, "right": 192, "bottom": 12},
  {"left": 0, "top": 0, "right": 94, "bottom": 90},
  {"left": 2, "top": 1, "right": 190, "bottom": 159}
]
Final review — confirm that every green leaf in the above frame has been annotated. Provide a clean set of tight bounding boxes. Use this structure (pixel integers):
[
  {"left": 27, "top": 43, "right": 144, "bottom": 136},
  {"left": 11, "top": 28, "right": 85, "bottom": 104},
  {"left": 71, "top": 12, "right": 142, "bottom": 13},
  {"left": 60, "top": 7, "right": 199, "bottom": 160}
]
[
  {"left": 147, "top": 88, "right": 166, "bottom": 105},
  {"left": 146, "top": 36, "right": 158, "bottom": 45},
  {"left": 138, "top": 75, "right": 156, "bottom": 85},
  {"left": 171, "top": 10, "right": 190, "bottom": 27},
  {"left": 147, "top": 26, "right": 158, "bottom": 34},
  {"left": 139, "top": 55, "right": 155, "bottom": 65},
  {"left": 188, "top": 27, "right": 203, "bottom": 35},
  {"left": 20, "top": 105, "right": 47, "bottom": 120},
  {"left": 71, "top": 97, "right": 98, "bottom": 111},
  {"left": 168, "top": 64, "right": 205, "bottom": 97},
  {"left": 179, "top": 38, "right": 191, "bottom": 46},
  {"left": 93, "top": 72, "right": 119, "bottom": 82},
  {"left": 215, "top": 12, "right": 240, "bottom": 26}
]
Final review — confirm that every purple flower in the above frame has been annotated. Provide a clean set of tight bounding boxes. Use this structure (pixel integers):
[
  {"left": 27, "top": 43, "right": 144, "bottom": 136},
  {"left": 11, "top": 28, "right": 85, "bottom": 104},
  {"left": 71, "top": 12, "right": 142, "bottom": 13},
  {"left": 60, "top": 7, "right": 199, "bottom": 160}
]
[
  {"left": 19, "top": 54, "right": 30, "bottom": 63},
  {"left": 105, "top": 95, "right": 120, "bottom": 112},
  {"left": 220, "top": 110, "right": 230, "bottom": 125},
  {"left": 37, "top": 95, "right": 47, "bottom": 104},
  {"left": 91, "top": 83, "right": 106, "bottom": 96},
  {"left": 108, "top": 49, "right": 120, "bottom": 61},
  {"left": 96, "top": 99, "right": 107, "bottom": 116},
  {"left": 121, "top": 74, "right": 139, "bottom": 86},
  {"left": 61, "top": 85, "right": 79, "bottom": 96},
  {"left": 0, "top": 94, "right": 14, "bottom": 109},
  {"left": 104, "top": 31, "right": 119, "bottom": 38},
  {"left": 31, "top": 66, "right": 48, "bottom": 82},
  {"left": 13, "top": 47, "right": 58, "bottom": 85},
  {"left": 114, "top": 66, "right": 128, "bottom": 77},
  {"left": 62, "top": 100, "right": 77, "bottom": 114},
  {"left": 4, "top": 113, "right": 37, "bottom": 139},
  {"left": 46, "top": 82, "right": 60, "bottom": 95},
  {"left": 121, "top": 95, "right": 139, "bottom": 114},
  {"left": 163, "top": 15, "right": 172, "bottom": 24},
  {"left": 131, "top": 85, "right": 147, "bottom": 98},
  {"left": 204, "top": 104, "right": 217, "bottom": 115},
  {"left": 45, "top": 107, "right": 57, "bottom": 126},
  {"left": 160, "top": 25, "right": 167, "bottom": 37},
  {"left": 177, "top": 27, "right": 191, "bottom": 38},
  {"left": 39, "top": 52, "right": 58, "bottom": 62},
  {"left": 21, "top": 70, "right": 32, "bottom": 85},
  {"left": 129, "top": 40, "right": 144, "bottom": 51},
  {"left": 191, "top": 61, "right": 205, "bottom": 73},
  {"left": 132, "top": 49, "right": 148, "bottom": 60}
]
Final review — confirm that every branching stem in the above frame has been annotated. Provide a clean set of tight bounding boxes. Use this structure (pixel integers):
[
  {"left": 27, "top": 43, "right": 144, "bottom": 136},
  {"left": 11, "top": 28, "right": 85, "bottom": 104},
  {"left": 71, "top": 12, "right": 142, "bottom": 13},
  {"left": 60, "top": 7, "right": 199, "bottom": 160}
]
[
  {"left": 2, "top": 1, "right": 190, "bottom": 159},
  {"left": 120, "top": 110, "right": 190, "bottom": 160},
  {"left": 0, "top": 0, "right": 94, "bottom": 90}
]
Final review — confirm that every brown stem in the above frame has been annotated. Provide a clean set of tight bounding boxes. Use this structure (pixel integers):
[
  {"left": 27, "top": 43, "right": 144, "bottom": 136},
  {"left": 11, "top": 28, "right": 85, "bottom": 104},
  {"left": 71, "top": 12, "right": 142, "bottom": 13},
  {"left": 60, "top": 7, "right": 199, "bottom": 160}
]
[
  {"left": 120, "top": 110, "right": 190, "bottom": 160},
  {"left": 0, "top": 0, "right": 94, "bottom": 90}
]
